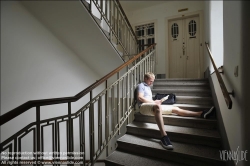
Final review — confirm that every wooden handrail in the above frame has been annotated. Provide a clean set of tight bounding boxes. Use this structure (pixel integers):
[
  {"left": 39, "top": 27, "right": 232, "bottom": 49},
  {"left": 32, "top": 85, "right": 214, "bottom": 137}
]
[
  {"left": 139, "top": 44, "right": 153, "bottom": 48},
  {"left": 116, "top": 0, "right": 138, "bottom": 43},
  {"left": 205, "top": 42, "right": 232, "bottom": 109},
  {"left": 0, "top": 44, "right": 156, "bottom": 126}
]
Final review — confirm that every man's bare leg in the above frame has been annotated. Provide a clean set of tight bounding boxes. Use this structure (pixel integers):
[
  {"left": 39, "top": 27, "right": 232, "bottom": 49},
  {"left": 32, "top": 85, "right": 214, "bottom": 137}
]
[
  {"left": 153, "top": 105, "right": 167, "bottom": 137},
  {"left": 153, "top": 105, "right": 173, "bottom": 150},
  {"left": 172, "top": 106, "right": 202, "bottom": 117}
]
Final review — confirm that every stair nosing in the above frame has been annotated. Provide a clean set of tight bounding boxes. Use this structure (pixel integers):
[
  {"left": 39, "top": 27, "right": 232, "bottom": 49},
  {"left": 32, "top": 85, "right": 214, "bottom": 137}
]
[
  {"left": 117, "top": 134, "right": 224, "bottom": 162},
  {"left": 127, "top": 121, "right": 221, "bottom": 139},
  {"left": 134, "top": 112, "right": 217, "bottom": 122}
]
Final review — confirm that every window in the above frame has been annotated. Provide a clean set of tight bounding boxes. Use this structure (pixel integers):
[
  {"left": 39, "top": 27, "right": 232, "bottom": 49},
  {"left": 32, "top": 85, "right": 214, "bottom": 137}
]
[
  {"left": 135, "top": 23, "right": 155, "bottom": 52},
  {"left": 171, "top": 23, "right": 179, "bottom": 39},
  {"left": 188, "top": 20, "right": 196, "bottom": 36}
]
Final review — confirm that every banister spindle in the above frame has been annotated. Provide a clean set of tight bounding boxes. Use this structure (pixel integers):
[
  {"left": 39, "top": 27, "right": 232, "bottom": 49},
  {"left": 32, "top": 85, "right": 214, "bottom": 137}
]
[
  {"left": 67, "top": 102, "right": 74, "bottom": 162},
  {"left": 117, "top": 72, "right": 121, "bottom": 135},
  {"left": 126, "top": 67, "right": 130, "bottom": 124},
  {"left": 105, "top": 81, "right": 109, "bottom": 157},
  {"left": 89, "top": 91, "right": 94, "bottom": 165},
  {"left": 98, "top": 95, "right": 102, "bottom": 149},
  {"left": 100, "top": 0, "right": 103, "bottom": 20},
  {"left": 111, "top": 86, "right": 115, "bottom": 133},
  {"left": 36, "top": 106, "right": 41, "bottom": 165},
  {"left": 113, "top": 0, "right": 115, "bottom": 32},
  {"left": 105, "top": 0, "right": 108, "bottom": 18}
]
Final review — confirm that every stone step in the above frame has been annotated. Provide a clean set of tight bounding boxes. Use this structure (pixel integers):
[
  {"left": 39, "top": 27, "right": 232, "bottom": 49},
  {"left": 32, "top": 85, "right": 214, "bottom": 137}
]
[
  {"left": 127, "top": 122, "right": 221, "bottom": 147},
  {"left": 105, "top": 150, "right": 188, "bottom": 166},
  {"left": 154, "top": 78, "right": 209, "bottom": 83},
  {"left": 151, "top": 95, "right": 214, "bottom": 105},
  {"left": 134, "top": 112, "right": 217, "bottom": 129},
  {"left": 153, "top": 81, "right": 210, "bottom": 89},
  {"left": 153, "top": 84, "right": 210, "bottom": 90},
  {"left": 117, "top": 134, "right": 226, "bottom": 166},
  {"left": 152, "top": 88, "right": 211, "bottom": 97},
  {"left": 177, "top": 96, "right": 213, "bottom": 105}
]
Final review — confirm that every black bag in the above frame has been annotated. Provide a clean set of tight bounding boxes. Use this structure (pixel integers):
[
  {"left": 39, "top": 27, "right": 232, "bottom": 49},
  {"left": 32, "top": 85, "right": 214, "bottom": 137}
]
[{"left": 154, "top": 93, "right": 176, "bottom": 104}]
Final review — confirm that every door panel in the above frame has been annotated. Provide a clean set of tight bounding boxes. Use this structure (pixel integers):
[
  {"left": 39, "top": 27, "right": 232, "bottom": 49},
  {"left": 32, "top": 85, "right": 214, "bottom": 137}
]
[
  {"left": 185, "top": 17, "right": 200, "bottom": 78},
  {"left": 169, "top": 19, "right": 185, "bottom": 78},
  {"left": 169, "top": 16, "right": 200, "bottom": 78}
]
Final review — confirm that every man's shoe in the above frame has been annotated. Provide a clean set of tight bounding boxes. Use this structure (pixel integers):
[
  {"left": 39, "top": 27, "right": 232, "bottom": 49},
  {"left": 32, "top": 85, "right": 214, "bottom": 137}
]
[
  {"left": 160, "top": 135, "right": 173, "bottom": 150},
  {"left": 201, "top": 106, "right": 214, "bottom": 119}
]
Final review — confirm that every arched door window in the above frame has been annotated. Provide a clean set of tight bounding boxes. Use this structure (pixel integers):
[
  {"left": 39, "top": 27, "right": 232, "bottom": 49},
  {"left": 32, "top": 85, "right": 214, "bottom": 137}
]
[
  {"left": 171, "top": 23, "right": 179, "bottom": 39},
  {"left": 188, "top": 20, "right": 197, "bottom": 37}
]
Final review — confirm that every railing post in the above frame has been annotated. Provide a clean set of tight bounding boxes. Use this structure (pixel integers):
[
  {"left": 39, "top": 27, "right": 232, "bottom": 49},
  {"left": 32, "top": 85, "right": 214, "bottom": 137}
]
[
  {"left": 105, "top": 0, "right": 108, "bottom": 18},
  {"left": 116, "top": 3, "right": 119, "bottom": 42},
  {"left": 36, "top": 106, "right": 41, "bottom": 165},
  {"left": 79, "top": 110, "right": 85, "bottom": 166},
  {"left": 109, "top": 0, "right": 112, "bottom": 41},
  {"left": 100, "top": 0, "right": 103, "bottom": 20},
  {"left": 105, "top": 81, "right": 109, "bottom": 157},
  {"left": 89, "top": 91, "right": 94, "bottom": 165},
  {"left": 111, "top": 86, "right": 115, "bottom": 133},
  {"left": 98, "top": 95, "right": 102, "bottom": 150},
  {"left": 117, "top": 72, "right": 121, "bottom": 135},
  {"left": 67, "top": 102, "right": 73, "bottom": 164},
  {"left": 126, "top": 66, "right": 130, "bottom": 124},
  {"left": 113, "top": 0, "right": 115, "bottom": 31},
  {"left": 89, "top": 0, "right": 92, "bottom": 13},
  {"left": 117, "top": 10, "right": 119, "bottom": 45}
]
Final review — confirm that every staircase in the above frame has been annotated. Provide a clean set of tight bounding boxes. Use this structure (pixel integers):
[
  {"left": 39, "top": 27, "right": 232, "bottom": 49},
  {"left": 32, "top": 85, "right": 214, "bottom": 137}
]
[{"left": 105, "top": 78, "right": 226, "bottom": 166}]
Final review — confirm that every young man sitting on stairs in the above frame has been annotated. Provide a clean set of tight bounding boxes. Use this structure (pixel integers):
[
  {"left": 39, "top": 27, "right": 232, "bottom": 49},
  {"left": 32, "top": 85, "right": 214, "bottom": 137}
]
[{"left": 136, "top": 72, "right": 214, "bottom": 150}]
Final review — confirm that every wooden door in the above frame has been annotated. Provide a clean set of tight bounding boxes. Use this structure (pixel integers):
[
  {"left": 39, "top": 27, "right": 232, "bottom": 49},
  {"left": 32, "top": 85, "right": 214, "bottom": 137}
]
[
  {"left": 169, "top": 16, "right": 200, "bottom": 78},
  {"left": 169, "top": 19, "right": 185, "bottom": 78}
]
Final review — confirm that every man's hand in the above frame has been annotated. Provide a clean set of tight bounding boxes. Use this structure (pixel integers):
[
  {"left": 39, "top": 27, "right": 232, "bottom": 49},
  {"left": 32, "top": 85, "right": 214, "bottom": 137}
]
[{"left": 154, "top": 100, "right": 162, "bottom": 105}]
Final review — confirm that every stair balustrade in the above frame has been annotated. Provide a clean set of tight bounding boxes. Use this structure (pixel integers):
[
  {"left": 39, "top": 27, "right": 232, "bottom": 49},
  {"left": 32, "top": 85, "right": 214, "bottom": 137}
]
[
  {"left": 81, "top": 0, "right": 138, "bottom": 59},
  {"left": 0, "top": 44, "right": 156, "bottom": 166}
]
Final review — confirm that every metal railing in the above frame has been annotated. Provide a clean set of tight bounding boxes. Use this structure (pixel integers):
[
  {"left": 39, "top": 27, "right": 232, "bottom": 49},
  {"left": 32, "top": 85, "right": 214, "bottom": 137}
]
[
  {"left": 0, "top": 44, "right": 156, "bottom": 166},
  {"left": 81, "top": 0, "right": 138, "bottom": 59},
  {"left": 205, "top": 42, "right": 233, "bottom": 109}
]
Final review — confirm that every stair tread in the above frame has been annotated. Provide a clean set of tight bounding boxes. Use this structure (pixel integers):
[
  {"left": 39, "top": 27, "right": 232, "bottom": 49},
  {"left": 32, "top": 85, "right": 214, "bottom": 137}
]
[
  {"left": 106, "top": 150, "right": 188, "bottom": 166},
  {"left": 127, "top": 121, "right": 220, "bottom": 139},
  {"left": 169, "top": 95, "right": 212, "bottom": 99},
  {"left": 153, "top": 83, "right": 209, "bottom": 87},
  {"left": 152, "top": 88, "right": 210, "bottom": 92},
  {"left": 118, "top": 134, "right": 223, "bottom": 161},
  {"left": 154, "top": 78, "right": 209, "bottom": 81},
  {"left": 134, "top": 112, "right": 216, "bottom": 122},
  {"left": 151, "top": 95, "right": 213, "bottom": 99},
  {"left": 170, "top": 103, "right": 214, "bottom": 108}
]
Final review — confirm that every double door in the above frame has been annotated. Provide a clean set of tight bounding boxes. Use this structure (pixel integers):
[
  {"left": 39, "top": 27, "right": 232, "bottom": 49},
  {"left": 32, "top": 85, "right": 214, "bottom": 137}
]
[{"left": 169, "top": 16, "right": 200, "bottom": 78}]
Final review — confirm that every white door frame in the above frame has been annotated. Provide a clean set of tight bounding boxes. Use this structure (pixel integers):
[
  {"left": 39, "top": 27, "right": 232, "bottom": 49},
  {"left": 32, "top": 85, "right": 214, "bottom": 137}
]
[{"left": 165, "top": 10, "right": 204, "bottom": 78}]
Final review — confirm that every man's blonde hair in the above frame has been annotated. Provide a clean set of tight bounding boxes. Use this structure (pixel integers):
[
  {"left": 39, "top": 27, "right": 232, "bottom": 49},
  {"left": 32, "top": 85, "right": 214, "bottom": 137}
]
[{"left": 144, "top": 72, "right": 155, "bottom": 79}]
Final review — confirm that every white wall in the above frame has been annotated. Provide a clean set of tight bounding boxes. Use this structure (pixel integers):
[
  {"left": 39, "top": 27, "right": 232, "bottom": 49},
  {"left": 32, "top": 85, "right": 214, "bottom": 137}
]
[
  {"left": 1, "top": 1, "right": 122, "bottom": 160},
  {"left": 20, "top": 0, "right": 123, "bottom": 78},
  {"left": 204, "top": 0, "right": 224, "bottom": 73},
  {"left": 125, "top": 1, "right": 204, "bottom": 77},
  {"left": 223, "top": 1, "right": 246, "bottom": 163},
  {"left": 204, "top": 1, "right": 249, "bottom": 165}
]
